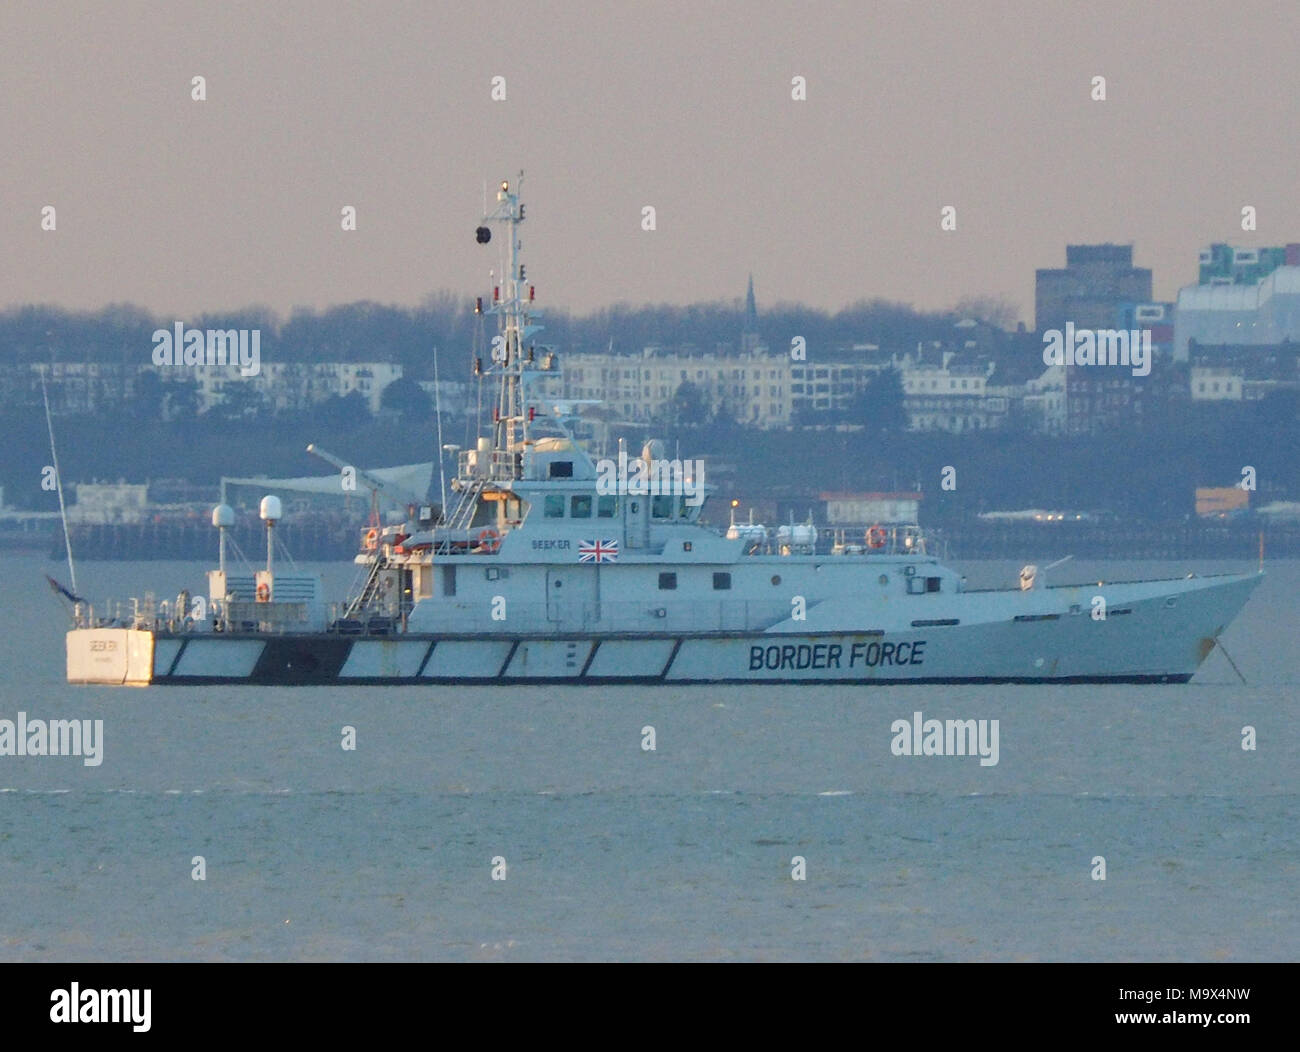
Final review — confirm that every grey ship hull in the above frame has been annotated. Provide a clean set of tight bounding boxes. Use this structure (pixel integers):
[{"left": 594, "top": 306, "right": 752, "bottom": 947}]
[{"left": 68, "top": 571, "right": 1260, "bottom": 686}]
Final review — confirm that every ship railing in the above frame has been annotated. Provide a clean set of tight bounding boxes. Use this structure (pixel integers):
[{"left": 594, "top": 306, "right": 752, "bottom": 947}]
[
  {"left": 455, "top": 450, "right": 523, "bottom": 485},
  {"left": 75, "top": 594, "right": 802, "bottom": 636},
  {"left": 70, "top": 595, "right": 194, "bottom": 633},
  {"left": 833, "top": 524, "right": 931, "bottom": 557},
  {"left": 70, "top": 594, "right": 335, "bottom": 635}
]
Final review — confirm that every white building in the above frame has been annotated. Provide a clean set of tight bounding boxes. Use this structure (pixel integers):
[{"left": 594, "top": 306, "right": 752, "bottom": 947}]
[
  {"left": 1022, "top": 363, "right": 1067, "bottom": 432},
  {"left": 1189, "top": 366, "right": 1244, "bottom": 401},
  {"left": 821, "top": 492, "right": 922, "bottom": 525},
  {"left": 560, "top": 349, "right": 792, "bottom": 427},
  {"left": 153, "top": 361, "right": 402, "bottom": 414},
  {"left": 1174, "top": 266, "right": 1300, "bottom": 360},
  {"left": 900, "top": 353, "right": 1005, "bottom": 432},
  {"left": 70, "top": 482, "right": 149, "bottom": 524}
]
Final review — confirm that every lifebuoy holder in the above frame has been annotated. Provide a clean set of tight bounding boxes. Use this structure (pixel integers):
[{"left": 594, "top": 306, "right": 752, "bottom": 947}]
[
  {"left": 866, "top": 525, "right": 888, "bottom": 549},
  {"left": 256, "top": 582, "right": 271, "bottom": 602},
  {"left": 363, "top": 528, "right": 379, "bottom": 550},
  {"left": 476, "top": 527, "right": 502, "bottom": 553}
]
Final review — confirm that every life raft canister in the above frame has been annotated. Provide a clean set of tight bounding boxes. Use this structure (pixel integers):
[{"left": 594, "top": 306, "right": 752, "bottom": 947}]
[
  {"left": 476, "top": 527, "right": 502, "bottom": 553},
  {"left": 867, "top": 525, "right": 887, "bottom": 549}
]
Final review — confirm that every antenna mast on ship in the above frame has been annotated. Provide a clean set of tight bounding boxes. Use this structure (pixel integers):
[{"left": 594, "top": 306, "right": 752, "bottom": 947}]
[{"left": 474, "top": 173, "right": 542, "bottom": 480}]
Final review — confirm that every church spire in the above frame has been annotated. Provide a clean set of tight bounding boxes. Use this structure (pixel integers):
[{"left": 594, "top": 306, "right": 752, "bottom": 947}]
[{"left": 741, "top": 274, "right": 760, "bottom": 355}]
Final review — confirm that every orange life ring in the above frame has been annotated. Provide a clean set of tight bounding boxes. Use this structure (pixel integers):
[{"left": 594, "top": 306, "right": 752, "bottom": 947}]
[
  {"left": 476, "top": 527, "right": 502, "bottom": 553},
  {"left": 866, "top": 525, "right": 887, "bottom": 549},
  {"left": 256, "top": 582, "right": 271, "bottom": 602},
  {"left": 363, "top": 528, "right": 379, "bottom": 550}
]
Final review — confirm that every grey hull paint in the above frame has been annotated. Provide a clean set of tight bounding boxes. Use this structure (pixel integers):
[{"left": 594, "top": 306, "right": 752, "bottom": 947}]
[{"left": 126, "top": 572, "right": 1257, "bottom": 687}]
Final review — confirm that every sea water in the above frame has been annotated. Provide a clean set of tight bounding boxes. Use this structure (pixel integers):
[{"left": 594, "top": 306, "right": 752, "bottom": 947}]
[{"left": 0, "top": 555, "right": 1295, "bottom": 960}]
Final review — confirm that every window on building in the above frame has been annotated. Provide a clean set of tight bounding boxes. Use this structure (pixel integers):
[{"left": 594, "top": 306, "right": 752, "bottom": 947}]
[
  {"left": 597, "top": 495, "right": 617, "bottom": 518},
  {"left": 544, "top": 495, "right": 565, "bottom": 518},
  {"left": 658, "top": 572, "right": 677, "bottom": 590},
  {"left": 713, "top": 572, "right": 731, "bottom": 590},
  {"left": 571, "top": 495, "right": 592, "bottom": 518},
  {"left": 652, "top": 495, "right": 674, "bottom": 519}
]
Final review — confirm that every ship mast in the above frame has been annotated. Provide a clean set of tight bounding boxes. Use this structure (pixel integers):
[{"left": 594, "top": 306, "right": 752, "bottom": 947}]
[{"left": 476, "top": 174, "right": 541, "bottom": 480}]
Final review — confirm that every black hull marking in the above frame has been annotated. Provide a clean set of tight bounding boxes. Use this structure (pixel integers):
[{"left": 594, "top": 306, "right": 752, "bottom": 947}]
[
  {"left": 659, "top": 639, "right": 683, "bottom": 680},
  {"left": 165, "top": 639, "right": 187, "bottom": 677},
  {"left": 147, "top": 672, "right": 1195, "bottom": 687},
  {"left": 414, "top": 641, "right": 436, "bottom": 678},
  {"left": 497, "top": 640, "right": 520, "bottom": 678},
  {"left": 249, "top": 637, "right": 353, "bottom": 684},
  {"left": 578, "top": 640, "right": 600, "bottom": 678}
]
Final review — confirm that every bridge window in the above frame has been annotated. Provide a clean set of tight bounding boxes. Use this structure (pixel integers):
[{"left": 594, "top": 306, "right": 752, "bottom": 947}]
[
  {"left": 713, "top": 572, "right": 731, "bottom": 590},
  {"left": 544, "top": 495, "right": 565, "bottom": 518},
  {"left": 658, "top": 572, "right": 677, "bottom": 590},
  {"left": 549, "top": 461, "right": 573, "bottom": 478},
  {"left": 597, "top": 495, "right": 617, "bottom": 518},
  {"left": 652, "top": 495, "right": 674, "bottom": 519},
  {"left": 571, "top": 495, "right": 592, "bottom": 518}
]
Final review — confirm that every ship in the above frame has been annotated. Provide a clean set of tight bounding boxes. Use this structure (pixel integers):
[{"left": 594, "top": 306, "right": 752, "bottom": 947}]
[{"left": 64, "top": 178, "right": 1262, "bottom": 686}]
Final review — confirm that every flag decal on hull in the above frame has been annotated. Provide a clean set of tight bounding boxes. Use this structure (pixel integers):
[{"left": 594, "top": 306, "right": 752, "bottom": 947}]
[{"left": 578, "top": 539, "right": 619, "bottom": 563}]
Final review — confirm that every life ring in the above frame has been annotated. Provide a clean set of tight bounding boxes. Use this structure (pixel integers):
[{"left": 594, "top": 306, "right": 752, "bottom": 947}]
[
  {"left": 866, "top": 525, "right": 887, "bottom": 549},
  {"left": 476, "top": 527, "right": 502, "bottom": 553},
  {"left": 256, "top": 582, "right": 270, "bottom": 602},
  {"left": 363, "top": 528, "right": 379, "bottom": 550}
]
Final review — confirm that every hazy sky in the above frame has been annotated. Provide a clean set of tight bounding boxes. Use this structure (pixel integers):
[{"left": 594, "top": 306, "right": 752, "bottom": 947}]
[{"left": 4, "top": 0, "right": 1299, "bottom": 324}]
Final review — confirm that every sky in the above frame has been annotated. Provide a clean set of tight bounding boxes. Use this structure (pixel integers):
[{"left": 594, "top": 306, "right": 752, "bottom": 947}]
[{"left": 4, "top": 0, "right": 1299, "bottom": 325}]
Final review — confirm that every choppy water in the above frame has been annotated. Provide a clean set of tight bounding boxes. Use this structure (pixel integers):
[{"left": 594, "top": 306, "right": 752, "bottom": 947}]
[{"left": 1, "top": 555, "right": 1296, "bottom": 960}]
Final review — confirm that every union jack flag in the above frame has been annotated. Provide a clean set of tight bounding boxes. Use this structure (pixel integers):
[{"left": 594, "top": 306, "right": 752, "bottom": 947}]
[{"left": 578, "top": 538, "right": 619, "bottom": 563}]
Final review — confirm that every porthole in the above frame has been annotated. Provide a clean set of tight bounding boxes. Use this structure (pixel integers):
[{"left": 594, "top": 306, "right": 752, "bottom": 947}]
[
  {"left": 878, "top": 574, "right": 889, "bottom": 586},
  {"left": 771, "top": 575, "right": 782, "bottom": 586}
]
